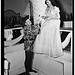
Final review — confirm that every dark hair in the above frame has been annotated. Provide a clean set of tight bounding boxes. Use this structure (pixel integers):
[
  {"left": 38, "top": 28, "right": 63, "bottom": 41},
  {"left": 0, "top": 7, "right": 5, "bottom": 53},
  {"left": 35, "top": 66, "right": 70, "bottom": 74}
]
[{"left": 45, "top": 0, "right": 57, "bottom": 6}]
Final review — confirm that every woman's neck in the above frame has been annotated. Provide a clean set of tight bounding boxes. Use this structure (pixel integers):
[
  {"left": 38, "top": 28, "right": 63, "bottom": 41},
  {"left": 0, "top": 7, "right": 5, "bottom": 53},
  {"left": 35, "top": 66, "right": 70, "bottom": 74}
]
[{"left": 48, "top": 5, "right": 54, "bottom": 10}]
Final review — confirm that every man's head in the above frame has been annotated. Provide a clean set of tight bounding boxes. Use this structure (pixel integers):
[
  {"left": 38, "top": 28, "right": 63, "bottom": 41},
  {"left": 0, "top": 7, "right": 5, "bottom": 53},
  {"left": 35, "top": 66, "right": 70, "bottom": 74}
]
[{"left": 25, "top": 19, "right": 32, "bottom": 26}]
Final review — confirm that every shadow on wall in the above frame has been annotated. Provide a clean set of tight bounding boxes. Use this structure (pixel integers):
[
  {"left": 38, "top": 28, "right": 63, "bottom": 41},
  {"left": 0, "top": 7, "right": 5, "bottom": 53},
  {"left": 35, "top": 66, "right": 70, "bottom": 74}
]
[
  {"left": 4, "top": 0, "right": 30, "bottom": 16},
  {"left": 4, "top": 0, "right": 72, "bottom": 17}
]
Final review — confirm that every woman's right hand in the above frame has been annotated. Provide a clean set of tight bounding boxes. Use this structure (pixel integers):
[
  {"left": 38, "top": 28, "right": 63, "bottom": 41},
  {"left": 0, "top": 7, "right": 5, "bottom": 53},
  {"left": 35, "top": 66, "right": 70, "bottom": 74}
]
[
  {"left": 41, "top": 16, "right": 49, "bottom": 20},
  {"left": 41, "top": 16, "right": 46, "bottom": 19}
]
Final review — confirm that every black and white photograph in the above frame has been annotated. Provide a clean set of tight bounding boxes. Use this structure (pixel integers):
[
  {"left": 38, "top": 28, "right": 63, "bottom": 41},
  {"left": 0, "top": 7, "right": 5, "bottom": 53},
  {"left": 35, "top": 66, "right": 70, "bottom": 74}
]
[{"left": 4, "top": 0, "right": 73, "bottom": 75}]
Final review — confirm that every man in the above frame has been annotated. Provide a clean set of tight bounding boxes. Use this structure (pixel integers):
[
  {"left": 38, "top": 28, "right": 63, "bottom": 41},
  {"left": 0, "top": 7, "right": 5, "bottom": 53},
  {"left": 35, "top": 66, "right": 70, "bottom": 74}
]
[{"left": 23, "top": 15, "right": 39, "bottom": 75}]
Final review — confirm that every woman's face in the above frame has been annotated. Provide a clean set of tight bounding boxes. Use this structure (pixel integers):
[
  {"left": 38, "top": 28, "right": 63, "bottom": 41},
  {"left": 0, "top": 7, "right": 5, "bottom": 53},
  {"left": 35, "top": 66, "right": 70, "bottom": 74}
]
[{"left": 46, "top": 0, "right": 51, "bottom": 7}]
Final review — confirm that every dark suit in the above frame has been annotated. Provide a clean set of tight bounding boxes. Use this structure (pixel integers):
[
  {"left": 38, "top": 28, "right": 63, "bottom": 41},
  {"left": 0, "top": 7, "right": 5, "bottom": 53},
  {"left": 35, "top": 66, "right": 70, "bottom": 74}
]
[{"left": 23, "top": 18, "right": 40, "bottom": 74}]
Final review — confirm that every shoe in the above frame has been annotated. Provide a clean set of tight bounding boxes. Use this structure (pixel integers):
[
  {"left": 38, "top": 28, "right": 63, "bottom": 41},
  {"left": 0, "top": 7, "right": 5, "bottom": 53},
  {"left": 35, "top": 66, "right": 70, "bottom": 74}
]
[
  {"left": 29, "top": 69, "right": 37, "bottom": 73},
  {"left": 17, "top": 72, "right": 30, "bottom": 75},
  {"left": 25, "top": 72, "right": 31, "bottom": 75}
]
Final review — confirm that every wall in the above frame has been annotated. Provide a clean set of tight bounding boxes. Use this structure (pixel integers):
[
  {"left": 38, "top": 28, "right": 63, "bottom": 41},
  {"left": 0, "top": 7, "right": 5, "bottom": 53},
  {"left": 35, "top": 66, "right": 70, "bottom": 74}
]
[
  {"left": 4, "top": 0, "right": 30, "bottom": 17},
  {"left": 4, "top": 0, "right": 72, "bottom": 17},
  {"left": 60, "top": 0, "right": 72, "bottom": 13}
]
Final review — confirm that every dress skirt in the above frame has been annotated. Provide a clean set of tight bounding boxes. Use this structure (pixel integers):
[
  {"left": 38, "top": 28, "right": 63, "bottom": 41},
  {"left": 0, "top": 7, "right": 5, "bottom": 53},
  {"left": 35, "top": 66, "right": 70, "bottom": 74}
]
[{"left": 33, "top": 19, "right": 63, "bottom": 58}]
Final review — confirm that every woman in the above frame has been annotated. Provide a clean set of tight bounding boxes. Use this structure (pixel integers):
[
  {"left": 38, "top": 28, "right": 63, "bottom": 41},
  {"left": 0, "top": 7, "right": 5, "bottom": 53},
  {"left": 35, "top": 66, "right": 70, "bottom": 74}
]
[{"left": 33, "top": 0, "right": 64, "bottom": 58}]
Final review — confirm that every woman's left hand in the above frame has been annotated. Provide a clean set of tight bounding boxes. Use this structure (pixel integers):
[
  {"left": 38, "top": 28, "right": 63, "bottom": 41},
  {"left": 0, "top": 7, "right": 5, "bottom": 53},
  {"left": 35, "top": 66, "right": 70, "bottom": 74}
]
[{"left": 41, "top": 16, "right": 49, "bottom": 19}]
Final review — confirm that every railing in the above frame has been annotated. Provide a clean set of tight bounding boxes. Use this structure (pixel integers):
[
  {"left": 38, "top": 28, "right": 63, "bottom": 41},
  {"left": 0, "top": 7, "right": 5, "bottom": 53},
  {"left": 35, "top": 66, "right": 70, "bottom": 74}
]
[
  {"left": 4, "top": 55, "right": 10, "bottom": 75},
  {"left": 4, "top": 27, "right": 23, "bottom": 47},
  {"left": 60, "top": 28, "right": 72, "bottom": 53},
  {"left": 4, "top": 21, "right": 72, "bottom": 53},
  {"left": 60, "top": 21, "right": 72, "bottom": 53}
]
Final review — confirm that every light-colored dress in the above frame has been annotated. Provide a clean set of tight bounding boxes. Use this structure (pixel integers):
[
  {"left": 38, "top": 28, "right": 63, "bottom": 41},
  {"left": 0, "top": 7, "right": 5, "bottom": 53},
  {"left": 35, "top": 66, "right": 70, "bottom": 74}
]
[{"left": 33, "top": 6, "right": 63, "bottom": 58}]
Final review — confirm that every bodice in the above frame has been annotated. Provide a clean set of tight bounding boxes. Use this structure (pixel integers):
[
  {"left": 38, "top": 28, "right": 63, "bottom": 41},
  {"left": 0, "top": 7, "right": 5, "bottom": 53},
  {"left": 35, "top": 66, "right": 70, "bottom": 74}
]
[{"left": 45, "top": 6, "right": 60, "bottom": 18}]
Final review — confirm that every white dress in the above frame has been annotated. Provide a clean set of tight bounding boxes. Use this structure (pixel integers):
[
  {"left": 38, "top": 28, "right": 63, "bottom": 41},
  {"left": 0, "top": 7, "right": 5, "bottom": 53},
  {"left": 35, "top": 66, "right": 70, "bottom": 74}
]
[{"left": 33, "top": 6, "right": 63, "bottom": 58}]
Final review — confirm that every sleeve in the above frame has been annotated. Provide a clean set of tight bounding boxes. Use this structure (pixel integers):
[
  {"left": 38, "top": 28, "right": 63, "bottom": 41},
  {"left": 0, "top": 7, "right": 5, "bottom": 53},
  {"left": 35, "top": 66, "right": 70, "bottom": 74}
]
[
  {"left": 55, "top": 6, "right": 60, "bottom": 13},
  {"left": 51, "top": 6, "right": 60, "bottom": 18}
]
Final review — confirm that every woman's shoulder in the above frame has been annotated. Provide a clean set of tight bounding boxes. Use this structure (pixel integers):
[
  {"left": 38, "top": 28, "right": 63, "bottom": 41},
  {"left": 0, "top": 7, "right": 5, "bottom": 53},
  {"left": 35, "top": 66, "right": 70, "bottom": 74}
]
[
  {"left": 54, "top": 6, "right": 60, "bottom": 12},
  {"left": 51, "top": 6, "right": 60, "bottom": 15}
]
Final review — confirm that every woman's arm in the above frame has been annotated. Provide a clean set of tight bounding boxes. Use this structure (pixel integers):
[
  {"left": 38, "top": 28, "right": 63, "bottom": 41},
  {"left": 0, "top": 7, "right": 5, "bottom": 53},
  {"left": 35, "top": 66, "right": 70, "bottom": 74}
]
[
  {"left": 46, "top": 12, "right": 60, "bottom": 20},
  {"left": 41, "top": 13, "right": 60, "bottom": 20},
  {"left": 49, "top": 7, "right": 60, "bottom": 19},
  {"left": 51, "top": 12, "right": 60, "bottom": 19},
  {"left": 41, "top": 16, "right": 49, "bottom": 19},
  {"left": 45, "top": 7, "right": 60, "bottom": 20}
]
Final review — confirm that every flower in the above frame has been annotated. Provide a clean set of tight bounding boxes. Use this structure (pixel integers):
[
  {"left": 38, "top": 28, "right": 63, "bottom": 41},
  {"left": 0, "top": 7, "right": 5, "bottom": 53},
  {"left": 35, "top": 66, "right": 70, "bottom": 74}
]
[{"left": 25, "top": 19, "right": 32, "bottom": 26}]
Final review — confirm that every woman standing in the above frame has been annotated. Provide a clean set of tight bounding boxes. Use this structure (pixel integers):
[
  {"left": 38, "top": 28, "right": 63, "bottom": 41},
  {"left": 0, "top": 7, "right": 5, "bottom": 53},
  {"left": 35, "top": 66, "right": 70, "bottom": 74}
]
[{"left": 33, "top": 0, "right": 64, "bottom": 58}]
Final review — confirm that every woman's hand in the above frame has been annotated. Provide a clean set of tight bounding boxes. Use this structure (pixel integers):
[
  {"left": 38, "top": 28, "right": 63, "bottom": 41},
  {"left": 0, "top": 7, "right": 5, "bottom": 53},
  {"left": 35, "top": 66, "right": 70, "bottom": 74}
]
[
  {"left": 41, "top": 16, "right": 46, "bottom": 19},
  {"left": 41, "top": 16, "right": 49, "bottom": 19}
]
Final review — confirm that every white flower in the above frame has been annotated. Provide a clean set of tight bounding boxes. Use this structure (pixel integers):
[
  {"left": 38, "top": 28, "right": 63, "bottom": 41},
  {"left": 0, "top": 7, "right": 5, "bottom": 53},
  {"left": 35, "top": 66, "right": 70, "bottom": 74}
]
[{"left": 25, "top": 19, "right": 32, "bottom": 25}]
